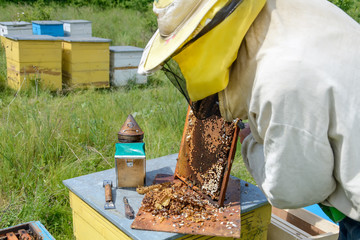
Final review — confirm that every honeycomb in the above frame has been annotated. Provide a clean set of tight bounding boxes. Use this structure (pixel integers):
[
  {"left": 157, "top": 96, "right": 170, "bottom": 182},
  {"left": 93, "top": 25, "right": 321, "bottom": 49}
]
[
  {"left": 134, "top": 108, "right": 239, "bottom": 227},
  {"left": 180, "top": 110, "right": 237, "bottom": 200},
  {"left": 137, "top": 181, "right": 222, "bottom": 224}
]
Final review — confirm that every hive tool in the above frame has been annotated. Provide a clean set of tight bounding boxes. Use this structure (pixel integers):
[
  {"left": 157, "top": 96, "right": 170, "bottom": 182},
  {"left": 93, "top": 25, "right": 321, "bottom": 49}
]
[
  {"left": 123, "top": 196, "right": 135, "bottom": 219},
  {"left": 103, "top": 180, "right": 115, "bottom": 210}
]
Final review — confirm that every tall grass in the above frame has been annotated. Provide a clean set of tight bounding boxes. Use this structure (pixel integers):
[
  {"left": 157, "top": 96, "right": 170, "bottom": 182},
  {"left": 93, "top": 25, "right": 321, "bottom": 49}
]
[
  {"left": 0, "top": 78, "right": 192, "bottom": 239},
  {"left": 0, "top": 3, "right": 186, "bottom": 239}
]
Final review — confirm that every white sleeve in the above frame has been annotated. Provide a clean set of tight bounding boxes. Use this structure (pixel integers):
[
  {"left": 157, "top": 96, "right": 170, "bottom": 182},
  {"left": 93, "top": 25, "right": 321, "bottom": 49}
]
[
  {"left": 241, "top": 64, "right": 337, "bottom": 209},
  {"left": 242, "top": 126, "right": 336, "bottom": 209}
]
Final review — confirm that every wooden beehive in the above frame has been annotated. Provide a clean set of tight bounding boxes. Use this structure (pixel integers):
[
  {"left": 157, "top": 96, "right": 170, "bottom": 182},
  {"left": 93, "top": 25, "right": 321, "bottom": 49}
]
[
  {"left": 62, "top": 37, "right": 111, "bottom": 89},
  {"left": 63, "top": 154, "right": 272, "bottom": 240},
  {"left": 32, "top": 20, "right": 64, "bottom": 37},
  {"left": 5, "top": 35, "right": 62, "bottom": 91},
  {"left": 268, "top": 207, "right": 339, "bottom": 240},
  {"left": 62, "top": 20, "right": 92, "bottom": 37},
  {"left": 0, "top": 21, "right": 32, "bottom": 48},
  {"left": 0, "top": 221, "right": 55, "bottom": 240},
  {"left": 0, "top": 21, "right": 32, "bottom": 36},
  {"left": 0, "top": 36, "right": 5, "bottom": 48},
  {"left": 109, "top": 46, "right": 147, "bottom": 86}
]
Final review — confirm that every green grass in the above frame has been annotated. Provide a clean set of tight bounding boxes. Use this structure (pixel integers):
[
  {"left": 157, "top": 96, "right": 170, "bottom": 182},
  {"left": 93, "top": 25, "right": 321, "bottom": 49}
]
[
  {"left": 0, "top": 72, "right": 250, "bottom": 239},
  {"left": 0, "top": 78, "right": 189, "bottom": 239},
  {"left": 0, "top": 1, "right": 358, "bottom": 239}
]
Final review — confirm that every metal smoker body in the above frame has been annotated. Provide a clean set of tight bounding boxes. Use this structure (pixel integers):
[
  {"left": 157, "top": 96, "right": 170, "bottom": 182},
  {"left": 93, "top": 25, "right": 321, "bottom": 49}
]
[{"left": 115, "top": 114, "right": 146, "bottom": 188}]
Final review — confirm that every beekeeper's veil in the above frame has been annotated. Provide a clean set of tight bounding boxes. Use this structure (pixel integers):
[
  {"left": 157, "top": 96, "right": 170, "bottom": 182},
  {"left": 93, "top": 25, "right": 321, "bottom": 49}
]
[{"left": 138, "top": 0, "right": 266, "bottom": 119}]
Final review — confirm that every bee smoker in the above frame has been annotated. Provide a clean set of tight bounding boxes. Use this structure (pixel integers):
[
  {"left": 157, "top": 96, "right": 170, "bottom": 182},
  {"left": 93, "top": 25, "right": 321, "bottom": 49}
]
[{"left": 114, "top": 114, "right": 146, "bottom": 188}]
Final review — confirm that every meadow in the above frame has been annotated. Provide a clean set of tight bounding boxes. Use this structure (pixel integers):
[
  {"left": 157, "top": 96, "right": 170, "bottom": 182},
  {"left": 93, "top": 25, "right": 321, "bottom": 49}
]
[{"left": 0, "top": 1, "right": 359, "bottom": 239}]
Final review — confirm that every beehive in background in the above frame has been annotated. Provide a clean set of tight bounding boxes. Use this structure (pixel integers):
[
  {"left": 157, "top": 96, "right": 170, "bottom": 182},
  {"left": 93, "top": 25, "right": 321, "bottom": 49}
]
[
  {"left": 1, "top": 36, "right": 5, "bottom": 48},
  {"left": 0, "top": 21, "right": 32, "bottom": 48},
  {"left": 62, "top": 37, "right": 111, "bottom": 89},
  {"left": 0, "top": 21, "right": 32, "bottom": 36},
  {"left": 0, "top": 35, "right": 4, "bottom": 48},
  {"left": 5, "top": 35, "right": 62, "bottom": 91},
  {"left": 62, "top": 20, "right": 92, "bottom": 37},
  {"left": 109, "top": 46, "right": 147, "bottom": 86},
  {"left": 32, "top": 21, "right": 64, "bottom": 37}
]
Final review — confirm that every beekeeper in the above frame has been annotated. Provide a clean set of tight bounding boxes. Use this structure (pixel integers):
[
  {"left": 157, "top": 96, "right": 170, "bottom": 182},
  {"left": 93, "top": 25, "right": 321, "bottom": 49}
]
[{"left": 138, "top": 0, "right": 360, "bottom": 238}]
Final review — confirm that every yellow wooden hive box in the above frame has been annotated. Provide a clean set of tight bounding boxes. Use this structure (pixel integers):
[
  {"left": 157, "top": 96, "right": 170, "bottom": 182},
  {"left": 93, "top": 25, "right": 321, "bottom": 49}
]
[
  {"left": 1, "top": 21, "right": 33, "bottom": 48},
  {"left": 69, "top": 192, "right": 271, "bottom": 240},
  {"left": 62, "top": 37, "right": 111, "bottom": 89},
  {"left": 4, "top": 35, "right": 62, "bottom": 91},
  {"left": 1, "top": 36, "right": 6, "bottom": 48},
  {"left": 63, "top": 154, "right": 272, "bottom": 240}
]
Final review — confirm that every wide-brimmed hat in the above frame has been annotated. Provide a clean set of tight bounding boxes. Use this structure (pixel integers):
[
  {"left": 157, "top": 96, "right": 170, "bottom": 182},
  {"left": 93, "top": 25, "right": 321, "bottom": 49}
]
[{"left": 138, "top": 0, "right": 219, "bottom": 74}]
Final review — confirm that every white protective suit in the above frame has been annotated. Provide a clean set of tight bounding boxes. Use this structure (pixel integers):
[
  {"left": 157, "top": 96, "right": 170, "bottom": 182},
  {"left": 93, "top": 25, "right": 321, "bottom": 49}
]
[{"left": 218, "top": 0, "right": 360, "bottom": 221}]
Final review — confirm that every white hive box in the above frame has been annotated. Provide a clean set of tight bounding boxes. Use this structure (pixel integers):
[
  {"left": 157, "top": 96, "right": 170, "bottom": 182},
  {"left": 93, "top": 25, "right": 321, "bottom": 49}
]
[
  {"left": 0, "top": 21, "right": 32, "bottom": 36},
  {"left": 1, "top": 21, "right": 32, "bottom": 47},
  {"left": 62, "top": 20, "right": 92, "bottom": 37},
  {"left": 109, "top": 46, "right": 147, "bottom": 86}
]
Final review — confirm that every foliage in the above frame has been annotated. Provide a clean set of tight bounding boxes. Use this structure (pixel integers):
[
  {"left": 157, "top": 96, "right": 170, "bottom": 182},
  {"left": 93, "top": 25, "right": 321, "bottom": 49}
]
[{"left": 329, "top": 0, "right": 360, "bottom": 22}]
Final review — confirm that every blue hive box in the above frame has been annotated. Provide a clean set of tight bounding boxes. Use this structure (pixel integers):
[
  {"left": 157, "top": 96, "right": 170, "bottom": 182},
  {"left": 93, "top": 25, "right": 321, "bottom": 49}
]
[
  {"left": 32, "top": 21, "right": 64, "bottom": 37},
  {"left": 304, "top": 204, "right": 338, "bottom": 224},
  {"left": 0, "top": 221, "right": 55, "bottom": 239}
]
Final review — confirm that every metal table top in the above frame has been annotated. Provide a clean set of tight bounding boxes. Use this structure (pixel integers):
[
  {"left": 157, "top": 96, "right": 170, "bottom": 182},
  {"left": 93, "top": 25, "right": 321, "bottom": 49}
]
[{"left": 63, "top": 153, "right": 268, "bottom": 240}]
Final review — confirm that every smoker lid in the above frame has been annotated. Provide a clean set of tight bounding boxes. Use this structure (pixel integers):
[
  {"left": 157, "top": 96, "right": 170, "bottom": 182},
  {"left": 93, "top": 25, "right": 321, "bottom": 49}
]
[{"left": 118, "top": 114, "right": 144, "bottom": 138}]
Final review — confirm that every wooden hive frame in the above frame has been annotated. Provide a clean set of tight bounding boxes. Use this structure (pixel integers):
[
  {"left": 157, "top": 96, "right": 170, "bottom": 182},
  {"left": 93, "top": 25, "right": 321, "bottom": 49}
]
[
  {"left": 175, "top": 106, "right": 240, "bottom": 207},
  {"left": 131, "top": 106, "right": 242, "bottom": 238}
]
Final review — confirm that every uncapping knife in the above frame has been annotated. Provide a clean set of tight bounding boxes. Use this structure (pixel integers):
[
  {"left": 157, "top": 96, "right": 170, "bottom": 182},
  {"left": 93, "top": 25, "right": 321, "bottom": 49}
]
[
  {"left": 123, "top": 196, "right": 135, "bottom": 219},
  {"left": 103, "top": 180, "right": 115, "bottom": 210}
]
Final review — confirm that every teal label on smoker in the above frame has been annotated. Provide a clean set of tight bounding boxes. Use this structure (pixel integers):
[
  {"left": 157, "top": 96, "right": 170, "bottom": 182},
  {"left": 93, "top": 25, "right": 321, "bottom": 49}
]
[{"left": 115, "top": 142, "right": 145, "bottom": 158}]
